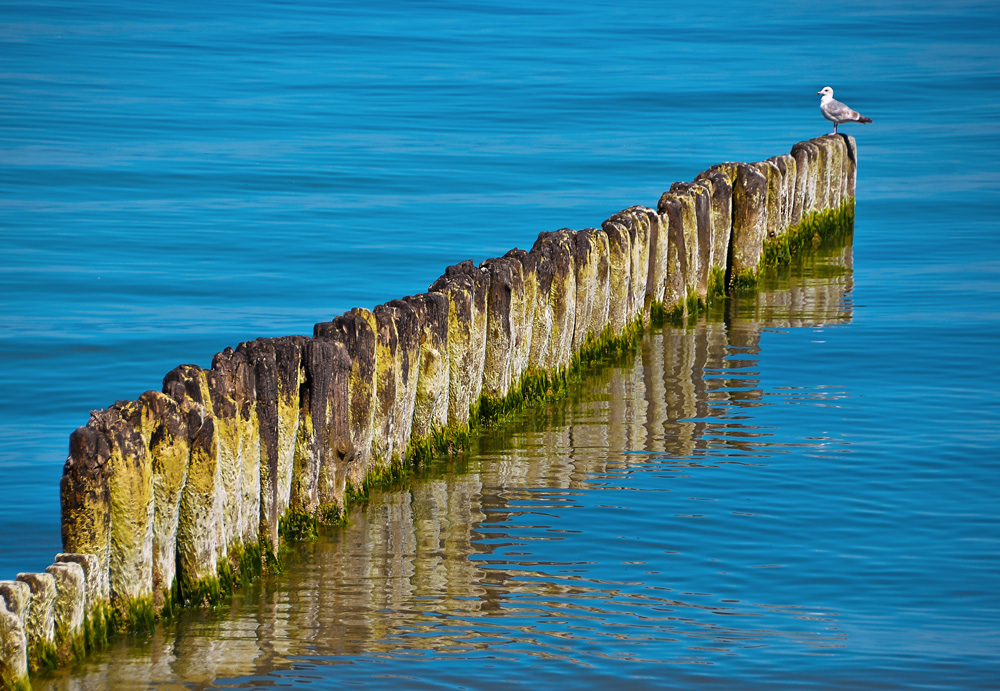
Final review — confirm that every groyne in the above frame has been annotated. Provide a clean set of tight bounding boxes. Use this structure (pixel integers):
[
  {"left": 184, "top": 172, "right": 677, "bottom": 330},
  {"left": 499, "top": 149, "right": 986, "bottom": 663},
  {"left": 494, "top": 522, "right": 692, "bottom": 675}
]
[
  {"left": 26, "top": 245, "right": 857, "bottom": 689},
  {"left": 0, "top": 134, "right": 857, "bottom": 690}
]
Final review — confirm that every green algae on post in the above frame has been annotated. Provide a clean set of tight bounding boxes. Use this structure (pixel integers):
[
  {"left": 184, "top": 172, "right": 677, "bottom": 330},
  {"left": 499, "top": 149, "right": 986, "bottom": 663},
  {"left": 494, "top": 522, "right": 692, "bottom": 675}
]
[
  {"left": 762, "top": 199, "right": 855, "bottom": 268},
  {"left": 735, "top": 198, "right": 856, "bottom": 292}
]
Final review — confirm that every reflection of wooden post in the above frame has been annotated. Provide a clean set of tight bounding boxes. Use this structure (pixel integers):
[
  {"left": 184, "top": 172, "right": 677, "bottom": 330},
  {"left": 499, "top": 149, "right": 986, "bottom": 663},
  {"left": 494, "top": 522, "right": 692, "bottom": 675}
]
[
  {"left": 607, "top": 354, "right": 632, "bottom": 456},
  {"left": 750, "top": 243, "right": 855, "bottom": 329},
  {"left": 663, "top": 328, "right": 697, "bottom": 457},
  {"left": 690, "top": 322, "right": 716, "bottom": 447},
  {"left": 411, "top": 480, "right": 447, "bottom": 596},
  {"left": 642, "top": 330, "right": 668, "bottom": 453}
]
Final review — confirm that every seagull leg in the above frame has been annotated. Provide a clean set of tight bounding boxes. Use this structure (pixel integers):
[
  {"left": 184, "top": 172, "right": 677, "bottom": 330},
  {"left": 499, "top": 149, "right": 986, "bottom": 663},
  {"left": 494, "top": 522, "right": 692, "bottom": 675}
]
[{"left": 833, "top": 123, "right": 838, "bottom": 134}]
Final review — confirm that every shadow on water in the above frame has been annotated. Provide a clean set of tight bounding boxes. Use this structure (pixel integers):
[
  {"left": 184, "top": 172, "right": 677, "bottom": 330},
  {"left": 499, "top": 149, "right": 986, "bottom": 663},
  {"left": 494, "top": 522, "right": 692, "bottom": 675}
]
[{"left": 35, "top": 242, "right": 857, "bottom": 689}]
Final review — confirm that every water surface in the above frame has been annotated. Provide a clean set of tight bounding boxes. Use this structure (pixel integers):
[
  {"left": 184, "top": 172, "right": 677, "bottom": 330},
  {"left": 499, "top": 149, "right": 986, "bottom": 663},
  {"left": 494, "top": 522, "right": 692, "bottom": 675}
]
[{"left": 1, "top": 0, "right": 998, "bottom": 687}]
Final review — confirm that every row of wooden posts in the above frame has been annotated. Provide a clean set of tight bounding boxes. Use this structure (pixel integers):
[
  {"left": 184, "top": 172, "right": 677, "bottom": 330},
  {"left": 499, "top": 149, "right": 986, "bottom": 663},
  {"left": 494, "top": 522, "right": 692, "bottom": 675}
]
[{"left": 0, "top": 134, "right": 857, "bottom": 688}]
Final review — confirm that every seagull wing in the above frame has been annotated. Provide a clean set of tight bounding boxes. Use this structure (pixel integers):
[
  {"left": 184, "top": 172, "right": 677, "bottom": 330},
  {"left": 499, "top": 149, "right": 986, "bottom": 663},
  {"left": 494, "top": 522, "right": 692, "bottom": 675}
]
[{"left": 824, "top": 98, "right": 863, "bottom": 122}]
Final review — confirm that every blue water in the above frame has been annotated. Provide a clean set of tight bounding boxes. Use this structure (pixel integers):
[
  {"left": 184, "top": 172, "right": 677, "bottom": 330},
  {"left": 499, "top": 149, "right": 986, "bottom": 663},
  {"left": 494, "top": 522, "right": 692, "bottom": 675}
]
[{"left": 2, "top": 0, "right": 998, "bottom": 687}]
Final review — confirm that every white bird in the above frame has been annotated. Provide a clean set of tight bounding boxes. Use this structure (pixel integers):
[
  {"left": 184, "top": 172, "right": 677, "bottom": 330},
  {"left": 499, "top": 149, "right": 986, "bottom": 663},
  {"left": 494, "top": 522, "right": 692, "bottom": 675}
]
[{"left": 817, "top": 86, "right": 872, "bottom": 134}]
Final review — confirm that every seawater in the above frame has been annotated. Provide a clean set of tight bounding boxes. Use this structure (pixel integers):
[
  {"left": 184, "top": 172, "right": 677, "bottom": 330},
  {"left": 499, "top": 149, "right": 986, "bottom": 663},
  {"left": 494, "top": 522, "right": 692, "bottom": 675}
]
[{"left": 1, "top": 0, "right": 998, "bottom": 688}]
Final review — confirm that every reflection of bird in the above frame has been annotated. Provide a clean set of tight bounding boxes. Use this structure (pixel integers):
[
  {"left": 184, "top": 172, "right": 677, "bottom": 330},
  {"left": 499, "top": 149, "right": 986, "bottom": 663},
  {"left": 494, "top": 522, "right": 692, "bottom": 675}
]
[{"left": 817, "top": 86, "right": 872, "bottom": 134}]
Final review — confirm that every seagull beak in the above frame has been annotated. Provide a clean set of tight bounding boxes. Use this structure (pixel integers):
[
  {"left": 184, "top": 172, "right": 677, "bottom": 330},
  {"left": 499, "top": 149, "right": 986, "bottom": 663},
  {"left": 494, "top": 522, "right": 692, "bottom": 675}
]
[{"left": 817, "top": 90, "right": 822, "bottom": 95}]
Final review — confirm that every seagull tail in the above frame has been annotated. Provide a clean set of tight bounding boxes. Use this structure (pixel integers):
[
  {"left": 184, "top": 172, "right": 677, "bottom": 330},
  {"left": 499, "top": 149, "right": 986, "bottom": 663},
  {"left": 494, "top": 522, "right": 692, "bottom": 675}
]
[{"left": 857, "top": 115, "right": 873, "bottom": 124}]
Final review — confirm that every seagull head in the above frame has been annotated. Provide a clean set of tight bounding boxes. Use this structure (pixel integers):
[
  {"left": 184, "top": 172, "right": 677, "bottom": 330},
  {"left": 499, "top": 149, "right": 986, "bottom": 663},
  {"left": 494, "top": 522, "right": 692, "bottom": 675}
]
[{"left": 818, "top": 86, "right": 834, "bottom": 97}]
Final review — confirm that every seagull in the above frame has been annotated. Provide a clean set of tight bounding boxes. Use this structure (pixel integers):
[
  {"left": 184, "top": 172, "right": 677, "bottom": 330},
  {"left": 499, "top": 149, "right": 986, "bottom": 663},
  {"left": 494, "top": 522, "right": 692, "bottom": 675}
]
[{"left": 817, "top": 86, "right": 872, "bottom": 134}]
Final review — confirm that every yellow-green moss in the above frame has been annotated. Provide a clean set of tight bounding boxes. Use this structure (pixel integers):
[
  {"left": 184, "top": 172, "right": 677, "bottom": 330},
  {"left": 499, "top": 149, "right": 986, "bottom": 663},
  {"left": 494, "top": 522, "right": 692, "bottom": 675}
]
[
  {"left": 276, "top": 316, "right": 647, "bottom": 534},
  {"left": 230, "top": 540, "right": 264, "bottom": 587},
  {"left": 158, "top": 585, "right": 176, "bottom": 621},
  {"left": 707, "top": 266, "right": 727, "bottom": 305},
  {"left": 729, "top": 199, "right": 854, "bottom": 294},
  {"left": 279, "top": 509, "right": 319, "bottom": 542},
  {"left": 652, "top": 290, "right": 708, "bottom": 327},
  {"left": 649, "top": 300, "right": 666, "bottom": 326},
  {"left": 318, "top": 502, "right": 347, "bottom": 526},
  {"left": 763, "top": 198, "right": 855, "bottom": 267},
  {"left": 27, "top": 638, "right": 59, "bottom": 675},
  {"left": 82, "top": 601, "right": 116, "bottom": 652},
  {"left": 575, "top": 318, "right": 644, "bottom": 367},
  {"left": 260, "top": 535, "right": 283, "bottom": 575},
  {"left": 273, "top": 316, "right": 644, "bottom": 541},
  {"left": 169, "top": 532, "right": 277, "bottom": 615},
  {"left": 176, "top": 541, "right": 276, "bottom": 608},
  {"left": 53, "top": 620, "right": 86, "bottom": 664},
  {"left": 345, "top": 454, "right": 412, "bottom": 504},
  {"left": 0, "top": 671, "right": 31, "bottom": 691},
  {"left": 217, "top": 557, "right": 235, "bottom": 597},
  {"left": 731, "top": 268, "right": 760, "bottom": 293},
  {"left": 477, "top": 317, "right": 645, "bottom": 425},
  {"left": 178, "top": 570, "right": 223, "bottom": 608},
  {"left": 124, "top": 595, "right": 156, "bottom": 635}
]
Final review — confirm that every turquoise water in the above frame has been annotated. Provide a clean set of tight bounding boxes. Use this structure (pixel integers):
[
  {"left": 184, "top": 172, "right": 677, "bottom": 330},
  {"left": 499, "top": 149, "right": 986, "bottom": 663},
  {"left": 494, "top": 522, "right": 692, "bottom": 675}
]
[{"left": 2, "top": 0, "right": 998, "bottom": 687}]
